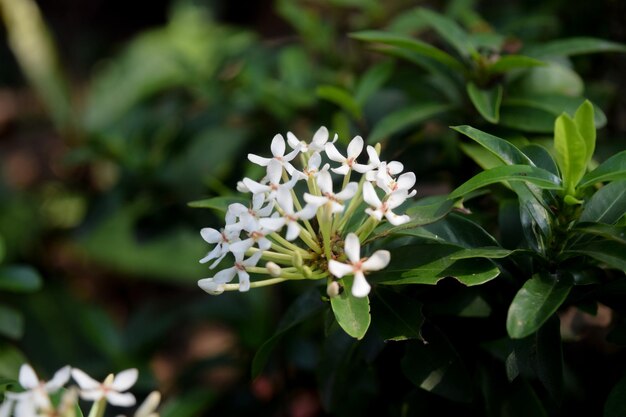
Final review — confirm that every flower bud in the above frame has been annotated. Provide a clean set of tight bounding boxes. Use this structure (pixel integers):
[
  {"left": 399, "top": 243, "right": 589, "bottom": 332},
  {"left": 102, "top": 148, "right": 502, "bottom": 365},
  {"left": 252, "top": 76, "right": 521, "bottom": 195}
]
[
  {"left": 265, "top": 261, "right": 282, "bottom": 277},
  {"left": 292, "top": 251, "right": 303, "bottom": 269},
  {"left": 303, "top": 266, "right": 313, "bottom": 278},
  {"left": 327, "top": 281, "right": 341, "bottom": 298}
]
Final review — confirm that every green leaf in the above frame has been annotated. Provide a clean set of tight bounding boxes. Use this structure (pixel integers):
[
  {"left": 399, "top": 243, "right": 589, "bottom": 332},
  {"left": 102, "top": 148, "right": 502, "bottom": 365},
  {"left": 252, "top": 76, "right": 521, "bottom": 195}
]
[
  {"left": 460, "top": 143, "right": 505, "bottom": 171},
  {"left": 374, "top": 243, "right": 500, "bottom": 286},
  {"left": 448, "top": 165, "right": 562, "bottom": 200},
  {"left": 467, "top": 82, "right": 502, "bottom": 123},
  {"left": 488, "top": 55, "right": 545, "bottom": 73},
  {"left": 504, "top": 95, "right": 607, "bottom": 128},
  {"left": 554, "top": 112, "right": 587, "bottom": 195},
  {"left": 579, "top": 151, "right": 626, "bottom": 188},
  {"left": 574, "top": 100, "right": 596, "bottom": 167},
  {"left": 0, "top": 235, "right": 4, "bottom": 264},
  {"left": 187, "top": 196, "right": 247, "bottom": 212},
  {"left": 580, "top": 181, "right": 626, "bottom": 224},
  {"left": 368, "top": 102, "right": 454, "bottom": 143},
  {"left": 416, "top": 8, "right": 477, "bottom": 58},
  {"left": 354, "top": 60, "right": 394, "bottom": 105},
  {"left": 350, "top": 30, "right": 465, "bottom": 71},
  {"left": 0, "top": 266, "right": 42, "bottom": 293},
  {"left": 506, "top": 273, "right": 572, "bottom": 339},
  {"left": 452, "top": 125, "right": 533, "bottom": 165},
  {"left": 251, "top": 289, "right": 324, "bottom": 378},
  {"left": 160, "top": 389, "right": 216, "bottom": 417},
  {"left": 499, "top": 104, "right": 558, "bottom": 133},
  {"left": 449, "top": 247, "right": 514, "bottom": 260},
  {"left": 316, "top": 85, "right": 362, "bottom": 119},
  {"left": 373, "top": 289, "right": 424, "bottom": 341},
  {"left": 568, "top": 241, "right": 626, "bottom": 271},
  {"left": 574, "top": 223, "right": 626, "bottom": 245},
  {"left": 330, "top": 276, "right": 371, "bottom": 339},
  {"left": 605, "top": 374, "right": 626, "bottom": 417},
  {"left": 524, "top": 37, "right": 626, "bottom": 58},
  {"left": 0, "top": 305, "right": 23, "bottom": 339},
  {"left": 401, "top": 327, "right": 473, "bottom": 402}
]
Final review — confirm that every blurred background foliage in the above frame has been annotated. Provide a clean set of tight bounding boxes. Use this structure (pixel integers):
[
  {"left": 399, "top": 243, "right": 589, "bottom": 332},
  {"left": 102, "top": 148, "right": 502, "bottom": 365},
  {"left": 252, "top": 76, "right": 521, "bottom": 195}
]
[{"left": 0, "top": 0, "right": 624, "bottom": 415}]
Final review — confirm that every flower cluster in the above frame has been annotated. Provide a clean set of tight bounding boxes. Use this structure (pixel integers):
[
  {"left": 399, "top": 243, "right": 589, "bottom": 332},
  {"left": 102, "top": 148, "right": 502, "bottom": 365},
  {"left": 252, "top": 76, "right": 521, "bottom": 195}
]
[
  {"left": 0, "top": 364, "right": 160, "bottom": 417},
  {"left": 198, "top": 127, "right": 416, "bottom": 298}
]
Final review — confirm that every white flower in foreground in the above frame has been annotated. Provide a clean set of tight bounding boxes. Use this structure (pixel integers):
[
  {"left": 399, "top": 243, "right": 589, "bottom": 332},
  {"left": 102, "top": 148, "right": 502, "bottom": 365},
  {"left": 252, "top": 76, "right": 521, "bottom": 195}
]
[
  {"left": 7, "top": 364, "right": 70, "bottom": 408},
  {"left": 376, "top": 168, "right": 417, "bottom": 197},
  {"left": 303, "top": 171, "right": 357, "bottom": 213},
  {"left": 198, "top": 251, "right": 262, "bottom": 293},
  {"left": 260, "top": 188, "right": 318, "bottom": 241},
  {"left": 226, "top": 193, "right": 274, "bottom": 234},
  {"left": 248, "top": 134, "right": 299, "bottom": 174},
  {"left": 365, "top": 146, "right": 404, "bottom": 182},
  {"left": 298, "top": 152, "right": 329, "bottom": 180},
  {"left": 71, "top": 368, "right": 137, "bottom": 407},
  {"left": 242, "top": 160, "right": 298, "bottom": 200},
  {"left": 362, "top": 182, "right": 411, "bottom": 226},
  {"left": 286, "top": 126, "right": 336, "bottom": 153},
  {"left": 328, "top": 233, "right": 390, "bottom": 298},
  {"left": 199, "top": 227, "right": 240, "bottom": 268},
  {"left": 325, "top": 136, "right": 371, "bottom": 175}
]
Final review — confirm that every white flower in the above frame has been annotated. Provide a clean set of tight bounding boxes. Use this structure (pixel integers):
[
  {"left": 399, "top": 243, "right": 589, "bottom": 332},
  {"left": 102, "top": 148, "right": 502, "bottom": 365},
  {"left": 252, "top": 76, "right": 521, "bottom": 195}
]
[
  {"left": 71, "top": 368, "right": 137, "bottom": 407},
  {"left": 325, "top": 136, "right": 371, "bottom": 175},
  {"left": 229, "top": 225, "right": 275, "bottom": 255},
  {"left": 303, "top": 171, "right": 358, "bottom": 213},
  {"left": 199, "top": 227, "right": 240, "bottom": 268},
  {"left": 328, "top": 233, "right": 390, "bottom": 297},
  {"left": 297, "top": 152, "right": 329, "bottom": 180},
  {"left": 248, "top": 134, "right": 299, "bottom": 174},
  {"left": 6, "top": 364, "right": 70, "bottom": 409},
  {"left": 242, "top": 160, "right": 298, "bottom": 200},
  {"left": 260, "top": 188, "right": 318, "bottom": 241},
  {"left": 375, "top": 169, "right": 417, "bottom": 197},
  {"left": 362, "top": 182, "right": 411, "bottom": 226},
  {"left": 364, "top": 146, "right": 404, "bottom": 182},
  {"left": 198, "top": 251, "right": 262, "bottom": 292},
  {"left": 286, "top": 126, "right": 336, "bottom": 153}
]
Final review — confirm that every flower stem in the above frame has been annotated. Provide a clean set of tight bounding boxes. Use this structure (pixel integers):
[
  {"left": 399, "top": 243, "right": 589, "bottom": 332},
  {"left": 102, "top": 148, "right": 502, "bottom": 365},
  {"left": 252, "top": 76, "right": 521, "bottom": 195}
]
[
  {"left": 270, "top": 233, "right": 313, "bottom": 257},
  {"left": 320, "top": 205, "right": 334, "bottom": 262},
  {"left": 355, "top": 216, "right": 379, "bottom": 241},
  {"left": 336, "top": 178, "right": 365, "bottom": 232}
]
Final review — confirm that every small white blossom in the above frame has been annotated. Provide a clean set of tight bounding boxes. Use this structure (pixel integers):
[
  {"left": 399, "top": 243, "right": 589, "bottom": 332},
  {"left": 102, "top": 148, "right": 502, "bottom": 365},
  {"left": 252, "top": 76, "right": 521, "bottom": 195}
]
[
  {"left": 71, "top": 368, "right": 137, "bottom": 407},
  {"left": 328, "top": 233, "right": 390, "bottom": 297},
  {"left": 286, "top": 126, "right": 336, "bottom": 153},
  {"left": 365, "top": 146, "right": 404, "bottom": 182},
  {"left": 198, "top": 251, "right": 262, "bottom": 292},
  {"left": 260, "top": 188, "right": 318, "bottom": 241},
  {"left": 297, "top": 152, "right": 329, "bottom": 180},
  {"left": 248, "top": 134, "right": 299, "bottom": 174},
  {"left": 325, "top": 136, "right": 371, "bottom": 175},
  {"left": 225, "top": 193, "right": 274, "bottom": 233},
  {"left": 199, "top": 227, "right": 240, "bottom": 268},
  {"left": 375, "top": 168, "right": 417, "bottom": 197},
  {"left": 6, "top": 364, "right": 70, "bottom": 409},
  {"left": 303, "top": 171, "right": 358, "bottom": 213},
  {"left": 362, "top": 182, "right": 411, "bottom": 226}
]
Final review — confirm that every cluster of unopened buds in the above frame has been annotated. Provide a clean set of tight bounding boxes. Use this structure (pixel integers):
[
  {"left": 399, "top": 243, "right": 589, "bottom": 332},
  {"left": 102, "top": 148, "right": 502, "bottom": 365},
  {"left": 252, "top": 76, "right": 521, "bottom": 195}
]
[
  {"left": 0, "top": 364, "right": 160, "bottom": 417},
  {"left": 198, "top": 126, "right": 416, "bottom": 298}
]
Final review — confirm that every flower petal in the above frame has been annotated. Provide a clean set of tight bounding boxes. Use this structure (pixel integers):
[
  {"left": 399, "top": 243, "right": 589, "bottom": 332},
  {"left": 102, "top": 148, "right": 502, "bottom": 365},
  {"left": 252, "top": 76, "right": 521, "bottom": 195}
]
[
  {"left": 198, "top": 278, "right": 225, "bottom": 295},
  {"left": 351, "top": 271, "right": 371, "bottom": 298},
  {"left": 334, "top": 182, "right": 358, "bottom": 201},
  {"left": 286, "top": 222, "right": 301, "bottom": 241},
  {"left": 344, "top": 233, "right": 361, "bottom": 263},
  {"left": 79, "top": 389, "right": 105, "bottom": 402},
  {"left": 362, "top": 250, "right": 391, "bottom": 271},
  {"left": 270, "top": 134, "right": 286, "bottom": 157},
  {"left": 324, "top": 143, "right": 345, "bottom": 163},
  {"left": 237, "top": 270, "right": 251, "bottom": 292},
  {"left": 385, "top": 212, "right": 411, "bottom": 226},
  {"left": 18, "top": 364, "right": 38, "bottom": 390},
  {"left": 200, "top": 228, "right": 222, "bottom": 244},
  {"left": 46, "top": 365, "right": 71, "bottom": 391},
  {"left": 328, "top": 260, "right": 354, "bottom": 278},
  {"left": 387, "top": 161, "right": 404, "bottom": 175},
  {"left": 331, "top": 165, "right": 350, "bottom": 176},
  {"left": 259, "top": 217, "right": 286, "bottom": 232},
  {"left": 303, "top": 194, "right": 327, "bottom": 207},
  {"left": 311, "top": 126, "right": 329, "bottom": 151},
  {"left": 362, "top": 181, "right": 381, "bottom": 208},
  {"left": 71, "top": 368, "right": 100, "bottom": 390},
  {"left": 107, "top": 391, "right": 137, "bottom": 407},
  {"left": 366, "top": 146, "right": 380, "bottom": 166},
  {"left": 286, "top": 132, "right": 301, "bottom": 150},
  {"left": 248, "top": 154, "right": 271, "bottom": 166},
  {"left": 347, "top": 136, "right": 363, "bottom": 158},
  {"left": 316, "top": 171, "right": 333, "bottom": 194},
  {"left": 243, "top": 178, "right": 270, "bottom": 195},
  {"left": 111, "top": 368, "right": 138, "bottom": 392}
]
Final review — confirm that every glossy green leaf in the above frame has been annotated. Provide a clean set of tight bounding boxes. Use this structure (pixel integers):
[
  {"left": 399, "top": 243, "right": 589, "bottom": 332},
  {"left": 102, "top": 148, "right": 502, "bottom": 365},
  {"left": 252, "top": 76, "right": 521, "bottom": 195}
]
[
  {"left": 330, "top": 276, "right": 371, "bottom": 339},
  {"left": 605, "top": 373, "right": 626, "bottom": 417},
  {"left": 422, "top": 212, "right": 500, "bottom": 248},
  {"left": 317, "top": 85, "right": 362, "bottom": 119},
  {"left": 350, "top": 31, "right": 465, "bottom": 71},
  {"left": 187, "top": 196, "right": 248, "bottom": 212},
  {"left": 252, "top": 289, "right": 324, "bottom": 377},
  {"left": 568, "top": 241, "right": 626, "bottom": 271},
  {"left": 499, "top": 104, "right": 558, "bottom": 133},
  {"left": 449, "top": 247, "right": 514, "bottom": 260},
  {"left": 579, "top": 151, "right": 626, "bottom": 188},
  {"left": 374, "top": 244, "right": 500, "bottom": 286},
  {"left": 522, "top": 144, "right": 559, "bottom": 176},
  {"left": 0, "top": 266, "right": 42, "bottom": 293},
  {"left": 0, "top": 305, "right": 23, "bottom": 339},
  {"left": 554, "top": 112, "right": 587, "bottom": 195},
  {"left": 452, "top": 125, "right": 533, "bottom": 165},
  {"left": 467, "top": 82, "right": 502, "bottom": 123},
  {"left": 448, "top": 165, "right": 562, "bottom": 200},
  {"left": 574, "top": 100, "right": 596, "bottom": 166},
  {"left": 513, "top": 63, "right": 584, "bottom": 97},
  {"left": 524, "top": 37, "right": 626, "bottom": 58},
  {"left": 580, "top": 181, "right": 626, "bottom": 224},
  {"left": 354, "top": 60, "right": 394, "bottom": 105},
  {"left": 373, "top": 289, "right": 424, "bottom": 341},
  {"left": 368, "top": 102, "right": 454, "bottom": 143},
  {"left": 574, "top": 223, "right": 626, "bottom": 245},
  {"left": 416, "top": 8, "right": 477, "bottom": 58},
  {"left": 460, "top": 143, "right": 505, "bottom": 171},
  {"left": 401, "top": 328, "right": 473, "bottom": 402},
  {"left": 488, "top": 55, "right": 545, "bottom": 73},
  {"left": 507, "top": 273, "right": 572, "bottom": 339}
]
